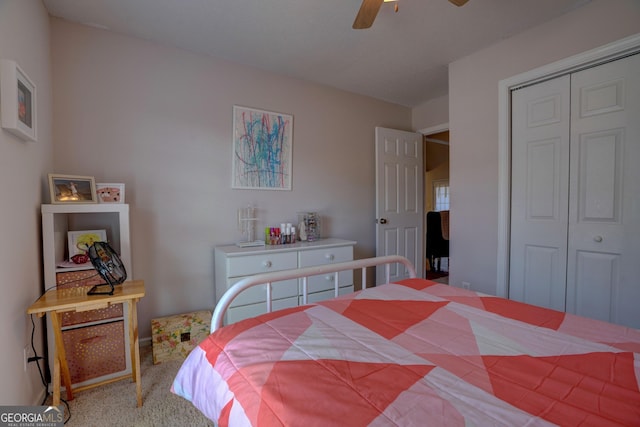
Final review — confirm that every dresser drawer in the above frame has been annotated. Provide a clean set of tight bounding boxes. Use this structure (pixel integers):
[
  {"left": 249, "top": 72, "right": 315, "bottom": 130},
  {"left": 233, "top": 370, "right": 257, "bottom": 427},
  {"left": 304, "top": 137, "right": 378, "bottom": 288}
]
[
  {"left": 298, "top": 245, "right": 353, "bottom": 295},
  {"left": 227, "top": 277, "right": 299, "bottom": 307},
  {"left": 301, "top": 271, "right": 354, "bottom": 295},
  {"left": 298, "top": 245, "right": 353, "bottom": 267},
  {"left": 226, "top": 251, "right": 297, "bottom": 277},
  {"left": 227, "top": 296, "right": 298, "bottom": 324},
  {"left": 304, "top": 285, "right": 354, "bottom": 305}
]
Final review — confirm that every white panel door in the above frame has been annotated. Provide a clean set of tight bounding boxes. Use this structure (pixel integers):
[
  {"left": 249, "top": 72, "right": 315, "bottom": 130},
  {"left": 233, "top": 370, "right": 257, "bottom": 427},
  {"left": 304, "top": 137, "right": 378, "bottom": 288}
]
[
  {"left": 509, "top": 76, "right": 571, "bottom": 311},
  {"left": 566, "top": 54, "right": 640, "bottom": 328},
  {"left": 375, "top": 127, "right": 424, "bottom": 284}
]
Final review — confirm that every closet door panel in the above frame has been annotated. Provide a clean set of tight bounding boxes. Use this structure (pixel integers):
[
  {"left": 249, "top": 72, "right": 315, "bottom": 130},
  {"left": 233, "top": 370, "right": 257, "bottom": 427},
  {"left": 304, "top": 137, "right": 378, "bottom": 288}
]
[
  {"left": 572, "top": 251, "right": 620, "bottom": 323},
  {"left": 578, "top": 130, "right": 622, "bottom": 222},
  {"left": 528, "top": 139, "right": 561, "bottom": 219},
  {"left": 509, "top": 75, "right": 570, "bottom": 311},
  {"left": 521, "top": 245, "right": 562, "bottom": 309},
  {"left": 567, "top": 53, "right": 640, "bottom": 328}
]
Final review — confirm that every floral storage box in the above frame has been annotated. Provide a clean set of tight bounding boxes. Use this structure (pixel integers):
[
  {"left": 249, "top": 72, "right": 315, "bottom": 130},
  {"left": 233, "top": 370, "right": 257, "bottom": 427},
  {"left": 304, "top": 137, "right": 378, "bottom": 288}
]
[{"left": 151, "top": 310, "right": 212, "bottom": 364}]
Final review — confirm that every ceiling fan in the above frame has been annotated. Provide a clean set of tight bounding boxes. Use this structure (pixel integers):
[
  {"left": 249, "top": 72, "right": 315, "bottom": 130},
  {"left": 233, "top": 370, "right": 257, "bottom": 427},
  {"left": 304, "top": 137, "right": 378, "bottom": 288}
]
[{"left": 353, "top": 0, "right": 469, "bottom": 29}]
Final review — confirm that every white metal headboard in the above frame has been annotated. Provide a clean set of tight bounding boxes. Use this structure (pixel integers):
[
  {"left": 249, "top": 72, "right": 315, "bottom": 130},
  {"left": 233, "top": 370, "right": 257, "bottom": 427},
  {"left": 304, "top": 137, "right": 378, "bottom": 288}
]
[{"left": 211, "top": 255, "right": 417, "bottom": 332}]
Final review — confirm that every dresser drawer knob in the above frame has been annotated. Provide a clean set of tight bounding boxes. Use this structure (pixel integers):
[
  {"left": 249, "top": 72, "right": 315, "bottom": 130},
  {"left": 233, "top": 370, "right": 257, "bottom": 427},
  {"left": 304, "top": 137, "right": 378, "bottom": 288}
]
[
  {"left": 325, "top": 253, "right": 335, "bottom": 261},
  {"left": 263, "top": 260, "right": 272, "bottom": 268}
]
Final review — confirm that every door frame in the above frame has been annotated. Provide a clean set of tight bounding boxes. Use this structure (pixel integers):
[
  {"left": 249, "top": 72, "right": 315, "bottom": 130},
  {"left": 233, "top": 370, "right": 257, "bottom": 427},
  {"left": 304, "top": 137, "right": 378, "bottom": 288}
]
[
  {"left": 496, "top": 33, "right": 640, "bottom": 298},
  {"left": 420, "top": 122, "right": 450, "bottom": 271},
  {"left": 419, "top": 123, "right": 449, "bottom": 136}
]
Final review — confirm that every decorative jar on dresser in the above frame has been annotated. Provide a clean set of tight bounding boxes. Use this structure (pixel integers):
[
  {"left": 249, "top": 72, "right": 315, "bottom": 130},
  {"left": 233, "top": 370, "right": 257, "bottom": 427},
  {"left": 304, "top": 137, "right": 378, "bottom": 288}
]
[{"left": 215, "top": 238, "right": 356, "bottom": 324}]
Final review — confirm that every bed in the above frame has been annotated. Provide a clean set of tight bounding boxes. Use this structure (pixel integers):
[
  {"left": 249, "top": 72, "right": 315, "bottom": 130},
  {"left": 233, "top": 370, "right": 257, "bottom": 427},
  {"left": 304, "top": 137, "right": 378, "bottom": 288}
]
[{"left": 172, "top": 255, "right": 640, "bottom": 426}]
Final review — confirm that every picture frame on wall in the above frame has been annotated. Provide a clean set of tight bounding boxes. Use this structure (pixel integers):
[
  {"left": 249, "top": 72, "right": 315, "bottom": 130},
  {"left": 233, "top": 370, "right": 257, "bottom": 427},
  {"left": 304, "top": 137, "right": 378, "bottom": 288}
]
[
  {"left": 1, "top": 59, "right": 37, "bottom": 141},
  {"left": 96, "top": 183, "right": 125, "bottom": 204},
  {"left": 232, "top": 105, "right": 293, "bottom": 191},
  {"left": 48, "top": 174, "right": 97, "bottom": 204}
]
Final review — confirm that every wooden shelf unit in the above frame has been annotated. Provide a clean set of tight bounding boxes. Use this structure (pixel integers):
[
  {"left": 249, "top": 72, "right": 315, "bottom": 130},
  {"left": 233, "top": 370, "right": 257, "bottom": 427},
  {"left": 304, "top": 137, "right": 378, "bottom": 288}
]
[{"left": 41, "top": 203, "right": 133, "bottom": 390}]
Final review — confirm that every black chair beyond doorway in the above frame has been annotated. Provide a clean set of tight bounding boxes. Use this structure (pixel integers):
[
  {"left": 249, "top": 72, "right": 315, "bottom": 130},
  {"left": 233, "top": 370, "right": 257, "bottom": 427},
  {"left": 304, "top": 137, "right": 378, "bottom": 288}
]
[{"left": 426, "top": 211, "right": 449, "bottom": 273}]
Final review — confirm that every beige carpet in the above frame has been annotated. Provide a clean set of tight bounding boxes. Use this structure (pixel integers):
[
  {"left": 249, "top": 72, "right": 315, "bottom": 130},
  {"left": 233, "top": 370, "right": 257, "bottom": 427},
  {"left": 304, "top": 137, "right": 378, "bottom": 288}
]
[{"left": 46, "top": 342, "right": 213, "bottom": 426}]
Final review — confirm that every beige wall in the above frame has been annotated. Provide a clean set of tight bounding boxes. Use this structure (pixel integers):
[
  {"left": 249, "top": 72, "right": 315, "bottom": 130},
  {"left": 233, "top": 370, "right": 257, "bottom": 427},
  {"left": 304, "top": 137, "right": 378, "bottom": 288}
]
[
  {"left": 412, "top": 94, "right": 448, "bottom": 131},
  {"left": 50, "top": 18, "right": 412, "bottom": 340},
  {"left": 0, "top": 0, "right": 53, "bottom": 405},
  {"left": 448, "top": 0, "right": 640, "bottom": 295}
]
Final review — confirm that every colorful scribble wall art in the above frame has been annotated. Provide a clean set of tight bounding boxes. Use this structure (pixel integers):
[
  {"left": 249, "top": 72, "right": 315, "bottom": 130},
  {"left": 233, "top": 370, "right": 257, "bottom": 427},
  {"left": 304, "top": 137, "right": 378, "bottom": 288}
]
[{"left": 232, "top": 106, "right": 293, "bottom": 190}]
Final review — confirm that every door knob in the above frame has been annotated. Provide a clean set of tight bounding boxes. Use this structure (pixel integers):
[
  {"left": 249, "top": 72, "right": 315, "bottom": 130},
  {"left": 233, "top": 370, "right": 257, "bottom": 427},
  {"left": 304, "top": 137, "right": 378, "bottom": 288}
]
[
  {"left": 593, "top": 235, "right": 603, "bottom": 242},
  {"left": 377, "top": 218, "right": 388, "bottom": 224}
]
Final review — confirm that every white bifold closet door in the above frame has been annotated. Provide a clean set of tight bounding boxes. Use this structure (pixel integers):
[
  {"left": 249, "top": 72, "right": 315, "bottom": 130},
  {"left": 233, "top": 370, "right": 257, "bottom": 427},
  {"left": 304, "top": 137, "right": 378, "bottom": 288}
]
[{"left": 509, "top": 53, "right": 640, "bottom": 329}]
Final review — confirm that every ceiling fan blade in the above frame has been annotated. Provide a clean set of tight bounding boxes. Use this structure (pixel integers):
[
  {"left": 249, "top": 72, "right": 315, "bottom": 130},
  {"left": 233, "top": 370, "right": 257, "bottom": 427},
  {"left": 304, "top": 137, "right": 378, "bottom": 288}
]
[
  {"left": 448, "top": 0, "right": 469, "bottom": 6},
  {"left": 353, "top": 0, "right": 384, "bottom": 29}
]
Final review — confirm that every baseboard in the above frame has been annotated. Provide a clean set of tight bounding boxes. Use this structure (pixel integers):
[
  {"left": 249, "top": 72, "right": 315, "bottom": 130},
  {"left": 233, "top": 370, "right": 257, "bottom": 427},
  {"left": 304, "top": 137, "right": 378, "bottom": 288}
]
[{"left": 31, "top": 388, "right": 48, "bottom": 406}]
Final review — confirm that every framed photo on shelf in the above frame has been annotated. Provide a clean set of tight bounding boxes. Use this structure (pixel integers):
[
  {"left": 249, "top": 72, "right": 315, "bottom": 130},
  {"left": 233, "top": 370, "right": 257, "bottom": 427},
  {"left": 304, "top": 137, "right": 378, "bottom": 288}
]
[
  {"left": 68, "top": 229, "right": 107, "bottom": 258},
  {"left": 1, "top": 59, "right": 37, "bottom": 141},
  {"left": 48, "top": 174, "right": 97, "bottom": 204},
  {"left": 96, "top": 183, "right": 125, "bottom": 204}
]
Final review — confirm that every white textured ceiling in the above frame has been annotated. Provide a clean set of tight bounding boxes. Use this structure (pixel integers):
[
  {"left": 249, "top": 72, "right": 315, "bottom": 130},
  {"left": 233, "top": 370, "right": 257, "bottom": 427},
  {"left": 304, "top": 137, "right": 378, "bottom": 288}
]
[{"left": 43, "top": 0, "right": 591, "bottom": 107}]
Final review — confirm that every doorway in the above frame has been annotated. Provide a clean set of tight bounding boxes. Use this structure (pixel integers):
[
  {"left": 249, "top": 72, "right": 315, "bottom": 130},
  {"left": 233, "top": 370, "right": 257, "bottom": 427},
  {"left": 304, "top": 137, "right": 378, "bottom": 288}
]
[{"left": 424, "top": 130, "right": 450, "bottom": 282}]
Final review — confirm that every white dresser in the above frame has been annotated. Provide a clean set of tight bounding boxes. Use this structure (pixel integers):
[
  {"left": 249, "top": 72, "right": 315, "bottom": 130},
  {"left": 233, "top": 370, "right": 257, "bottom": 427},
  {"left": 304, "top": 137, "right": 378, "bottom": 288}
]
[{"left": 215, "top": 238, "right": 356, "bottom": 324}]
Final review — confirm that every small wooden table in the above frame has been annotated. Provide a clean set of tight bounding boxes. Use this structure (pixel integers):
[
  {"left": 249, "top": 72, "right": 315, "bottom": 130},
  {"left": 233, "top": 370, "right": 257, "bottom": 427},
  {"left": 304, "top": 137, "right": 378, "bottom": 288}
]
[{"left": 27, "top": 280, "right": 145, "bottom": 407}]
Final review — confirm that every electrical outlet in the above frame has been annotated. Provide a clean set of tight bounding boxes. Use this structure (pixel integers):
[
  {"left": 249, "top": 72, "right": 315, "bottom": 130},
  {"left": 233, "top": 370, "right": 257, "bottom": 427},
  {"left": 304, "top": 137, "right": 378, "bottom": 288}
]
[{"left": 461, "top": 281, "right": 471, "bottom": 290}]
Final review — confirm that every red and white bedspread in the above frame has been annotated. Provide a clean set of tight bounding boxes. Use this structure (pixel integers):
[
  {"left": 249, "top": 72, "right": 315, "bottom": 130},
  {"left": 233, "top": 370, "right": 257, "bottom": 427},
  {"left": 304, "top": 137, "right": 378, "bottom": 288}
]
[{"left": 171, "top": 278, "right": 640, "bottom": 426}]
